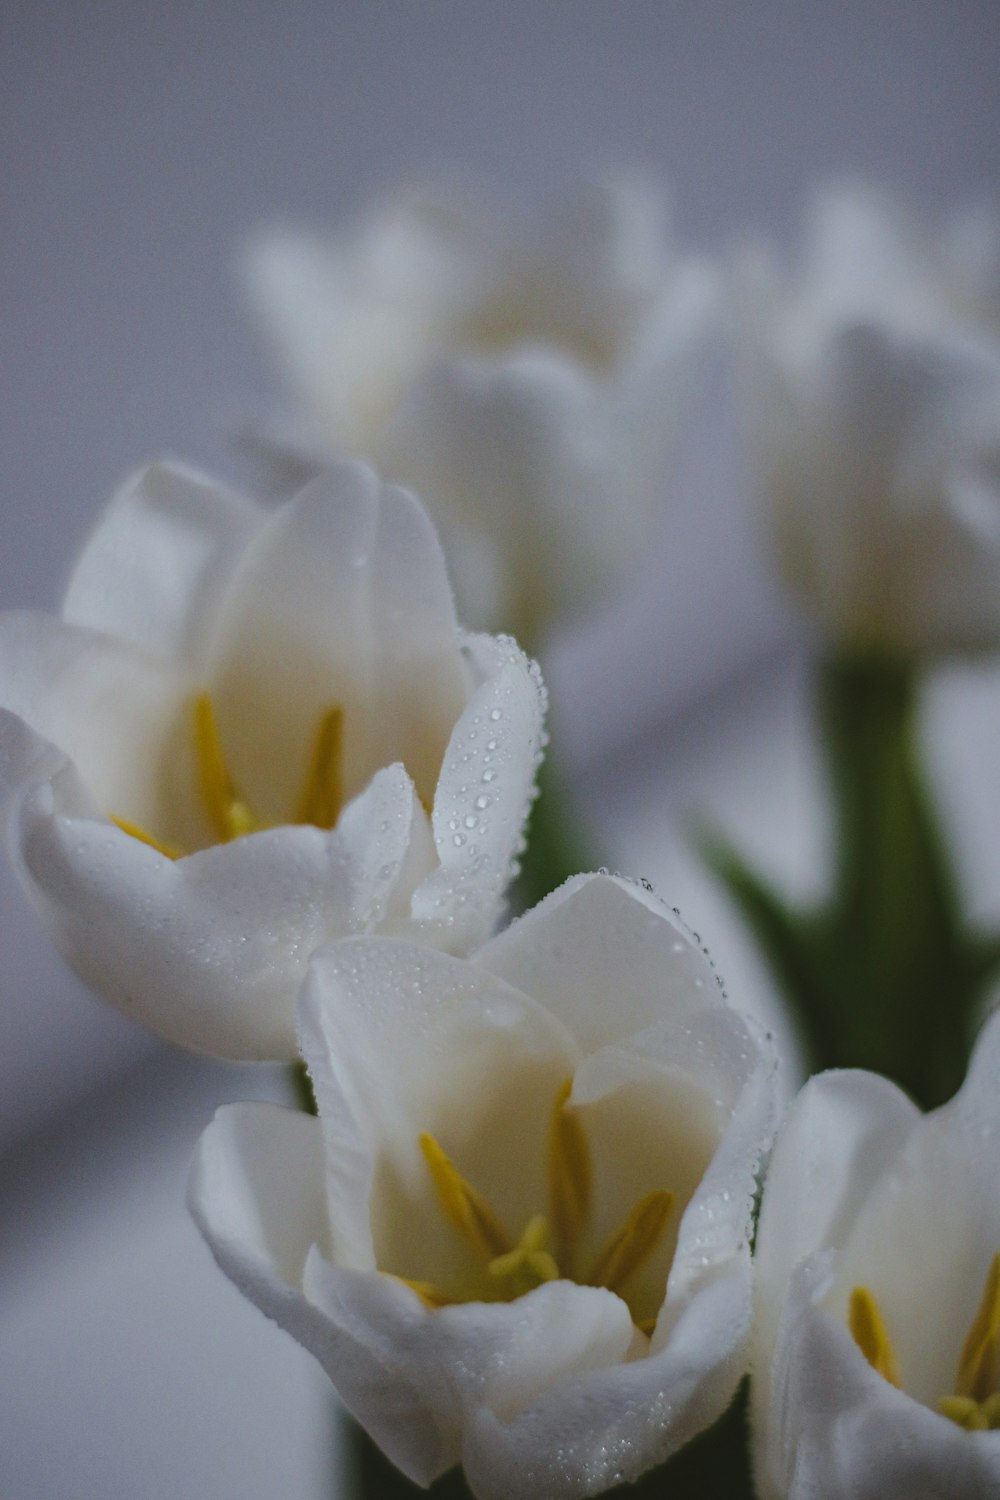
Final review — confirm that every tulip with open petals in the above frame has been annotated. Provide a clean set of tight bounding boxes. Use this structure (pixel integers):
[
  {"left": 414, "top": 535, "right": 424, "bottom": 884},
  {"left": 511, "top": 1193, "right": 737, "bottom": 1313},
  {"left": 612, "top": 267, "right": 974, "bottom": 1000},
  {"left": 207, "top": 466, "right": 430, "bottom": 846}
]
[
  {"left": 0, "top": 461, "right": 546, "bottom": 1059},
  {"left": 738, "top": 183, "right": 1000, "bottom": 657},
  {"left": 752, "top": 1007, "right": 1000, "bottom": 1499},
  {"left": 245, "top": 175, "right": 715, "bottom": 647},
  {"left": 190, "top": 873, "right": 778, "bottom": 1498}
]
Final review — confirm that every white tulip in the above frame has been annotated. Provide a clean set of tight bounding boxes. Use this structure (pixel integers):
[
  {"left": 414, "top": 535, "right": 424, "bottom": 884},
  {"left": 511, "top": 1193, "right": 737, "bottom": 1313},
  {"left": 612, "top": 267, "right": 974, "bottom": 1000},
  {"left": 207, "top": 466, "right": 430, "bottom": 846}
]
[
  {"left": 190, "top": 873, "right": 778, "bottom": 1498},
  {"left": 738, "top": 182, "right": 1000, "bottom": 655},
  {"left": 244, "top": 175, "right": 716, "bottom": 646},
  {"left": 0, "top": 461, "right": 546, "bottom": 1060},
  {"left": 752, "top": 1007, "right": 1000, "bottom": 1499}
]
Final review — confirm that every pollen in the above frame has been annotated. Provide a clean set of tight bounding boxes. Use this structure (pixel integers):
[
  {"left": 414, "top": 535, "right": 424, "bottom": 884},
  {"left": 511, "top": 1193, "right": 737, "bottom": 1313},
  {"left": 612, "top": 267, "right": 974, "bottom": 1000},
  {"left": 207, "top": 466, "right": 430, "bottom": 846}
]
[{"left": 414, "top": 1080, "right": 674, "bottom": 1326}]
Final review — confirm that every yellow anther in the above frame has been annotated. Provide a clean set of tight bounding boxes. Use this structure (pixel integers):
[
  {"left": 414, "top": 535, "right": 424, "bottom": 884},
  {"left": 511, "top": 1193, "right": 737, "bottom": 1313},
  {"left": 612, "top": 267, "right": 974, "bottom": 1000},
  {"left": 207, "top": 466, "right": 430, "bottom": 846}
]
[
  {"left": 587, "top": 1190, "right": 674, "bottom": 1297},
  {"left": 111, "top": 816, "right": 182, "bottom": 861},
  {"left": 489, "top": 1215, "right": 560, "bottom": 1294},
  {"left": 957, "top": 1253, "right": 1000, "bottom": 1404},
  {"left": 194, "top": 693, "right": 259, "bottom": 842},
  {"left": 419, "top": 1133, "right": 512, "bottom": 1262},
  {"left": 848, "top": 1287, "right": 901, "bottom": 1388},
  {"left": 548, "top": 1079, "right": 592, "bottom": 1274},
  {"left": 295, "top": 705, "right": 345, "bottom": 830}
]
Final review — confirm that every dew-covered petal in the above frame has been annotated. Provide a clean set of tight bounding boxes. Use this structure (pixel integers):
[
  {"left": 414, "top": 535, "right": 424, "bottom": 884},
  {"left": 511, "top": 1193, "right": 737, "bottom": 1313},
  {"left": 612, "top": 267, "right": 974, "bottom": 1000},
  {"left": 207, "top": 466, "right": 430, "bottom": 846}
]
[
  {"left": 62, "top": 462, "right": 263, "bottom": 673},
  {"left": 0, "top": 610, "right": 201, "bottom": 845},
  {"left": 300, "top": 1255, "right": 635, "bottom": 1490},
  {"left": 13, "top": 774, "right": 434, "bottom": 1060},
  {"left": 205, "top": 462, "right": 467, "bottom": 821},
  {"left": 462, "top": 1260, "right": 751, "bottom": 1500},
  {"left": 478, "top": 873, "right": 725, "bottom": 1056},
  {"left": 298, "top": 938, "right": 577, "bottom": 1290},
  {"left": 410, "top": 632, "right": 546, "bottom": 952}
]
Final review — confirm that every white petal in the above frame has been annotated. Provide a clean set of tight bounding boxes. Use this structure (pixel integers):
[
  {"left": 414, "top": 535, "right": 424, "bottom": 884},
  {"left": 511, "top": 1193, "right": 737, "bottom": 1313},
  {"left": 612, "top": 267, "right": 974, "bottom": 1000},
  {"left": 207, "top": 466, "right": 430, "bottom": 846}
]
[
  {"left": 0, "top": 611, "right": 201, "bottom": 845},
  {"left": 383, "top": 352, "right": 615, "bottom": 635},
  {"left": 751, "top": 1071, "right": 922, "bottom": 1493},
  {"left": 189, "top": 1101, "right": 330, "bottom": 1295},
  {"left": 298, "top": 938, "right": 577, "bottom": 1287},
  {"left": 12, "top": 777, "right": 433, "bottom": 1060},
  {"left": 761, "top": 1257, "right": 1000, "bottom": 1500},
  {"left": 478, "top": 872, "right": 725, "bottom": 1055},
  {"left": 62, "top": 462, "right": 263, "bottom": 673},
  {"left": 205, "top": 462, "right": 467, "bottom": 820},
  {"left": 463, "top": 1263, "right": 750, "bottom": 1500},
  {"left": 302, "top": 1254, "right": 635, "bottom": 1490},
  {"left": 411, "top": 632, "right": 545, "bottom": 952}
]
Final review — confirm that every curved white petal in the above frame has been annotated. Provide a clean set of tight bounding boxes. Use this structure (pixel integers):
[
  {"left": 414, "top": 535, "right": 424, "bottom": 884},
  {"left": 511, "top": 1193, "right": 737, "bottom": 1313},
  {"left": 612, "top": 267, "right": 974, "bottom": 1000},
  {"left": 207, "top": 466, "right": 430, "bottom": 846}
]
[
  {"left": 10, "top": 757, "right": 443, "bottom": 1060},
  {"left": 205, "top": 462, "right": 467, "bottom": 819},
  {"left": 411, "top": 632, "right": 546, "bottom": 950},
  {"left": 464, "top": 1261, "right": 750, "bottom": 1500},
  {"left": 751, "top": 1069, "right": 921, "bottom": 1491},
  {"left": 760, "top": 1257, "right": 1000, "bottom": 1500},
  {"left": 299, "top": 938, "right": 577, "bottom": 1285},
  {"left": 303, "top": 1257, "right": 635, "bottom": 1490},
  {"left": 0, "top": 611, "right": 200, "bottom": 844},
  {"left": 478, "top": 872, "right": 727, "bottom": 1055},
  {"left": 384, "top": 351, "right": 616, "bottom": 636},
  {"left": 62, "top": 462, "right": 263, "bottom": 673}
]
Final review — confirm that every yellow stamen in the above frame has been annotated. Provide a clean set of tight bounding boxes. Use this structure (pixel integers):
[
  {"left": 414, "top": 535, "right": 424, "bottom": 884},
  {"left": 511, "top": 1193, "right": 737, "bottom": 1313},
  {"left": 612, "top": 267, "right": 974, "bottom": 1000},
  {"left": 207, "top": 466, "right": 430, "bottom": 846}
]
[
  {"left": 489, "top": 1215, "right": 560, "bottom": 1294},
  {"left": 392, "top": 1275, "right": 452, "bottom": 1309},
  {"left": 957, "top": 1253, "right": 1000, "bottom": 1404},
  {"left": 587, "top": 1190, "right": 674, "bottom": 1297},
  {"left": 295, "top": 705, "right": 345, "bottom": 830},
  {"left": 194, "top": 693, "right": 258, "bottom": 842},
  {"left": 111, "top": 816, "right": 182, "bottom": 861},
  {"left": 548, "top": 1079, "right": 592, "bottom": 1274},
  {"left": 419, "top": 1133, "right": 511, "bottom": 1261},
  {"left": 848, "top": 1287, "right": 900, "bottom": 1387}
]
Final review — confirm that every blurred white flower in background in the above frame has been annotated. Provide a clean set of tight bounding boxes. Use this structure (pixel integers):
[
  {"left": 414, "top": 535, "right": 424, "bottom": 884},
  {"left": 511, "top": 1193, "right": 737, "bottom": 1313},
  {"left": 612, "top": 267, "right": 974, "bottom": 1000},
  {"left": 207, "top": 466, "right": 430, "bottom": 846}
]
[
  {"left": 0, "top": 461, "right": 545, "bottom": 1060},
  {"left": 736, "top": 182, "right": 1000, "bottom": 656},
  {"left": 244, "top": 175, "right": 717, "bottom": 648},
  {"left": 190, "top": 873, "right": 777, "bottom": 1498},
  {"left": 751, "top": 1006, "right": 1000, "bottom": 1499}
]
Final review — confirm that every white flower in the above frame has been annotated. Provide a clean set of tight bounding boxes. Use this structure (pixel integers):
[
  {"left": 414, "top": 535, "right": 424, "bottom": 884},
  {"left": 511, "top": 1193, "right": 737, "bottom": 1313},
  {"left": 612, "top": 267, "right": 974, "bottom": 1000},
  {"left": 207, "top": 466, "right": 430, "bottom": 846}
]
[
  {"left": 751, "top": 1008, "right": 1000, "bottom": 1499},
  {"left": 244, "top": 175, "right": 716, "bottom": 646},
  {"left": 0, "top": 461, "right": 546, "bottom": 1061},
  {"left": 737, "top": 182, "right": 1000, "bottom": 655},
  {"left": 190, "top": 873, "right": 778, "bottom": 1498}
]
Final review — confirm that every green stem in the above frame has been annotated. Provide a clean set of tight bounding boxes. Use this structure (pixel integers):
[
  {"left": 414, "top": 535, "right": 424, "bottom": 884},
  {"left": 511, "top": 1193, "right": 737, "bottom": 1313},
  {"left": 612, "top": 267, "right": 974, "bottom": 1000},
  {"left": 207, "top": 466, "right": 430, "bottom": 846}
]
[{"left": 702, "top": 650, "right": 1000, "bottom": 1109}]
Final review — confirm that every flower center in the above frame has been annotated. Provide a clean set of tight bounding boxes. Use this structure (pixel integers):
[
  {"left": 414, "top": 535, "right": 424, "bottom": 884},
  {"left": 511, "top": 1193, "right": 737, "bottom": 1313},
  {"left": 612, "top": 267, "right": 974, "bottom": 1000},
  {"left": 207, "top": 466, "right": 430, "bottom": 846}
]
[
  {"left": 399, "top": 1079, "right": 674, "bottom": 1332},
  {"left": 112, "top": 692, "right": 345, "bottom": 858},
  {"left": 849, "top": 1252, "right": 1000, "bottom": 1430}
]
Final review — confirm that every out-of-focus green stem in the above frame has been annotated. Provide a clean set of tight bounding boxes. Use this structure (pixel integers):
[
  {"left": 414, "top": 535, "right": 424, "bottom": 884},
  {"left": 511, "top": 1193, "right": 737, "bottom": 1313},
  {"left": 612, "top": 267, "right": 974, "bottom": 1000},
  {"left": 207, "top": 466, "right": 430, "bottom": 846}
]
[
  {"left": 703, "top": 650, "right": 1000, "bottom": 1108},
  {"left": 512, "top": 742, "right": 600, "bottom": 912}
]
